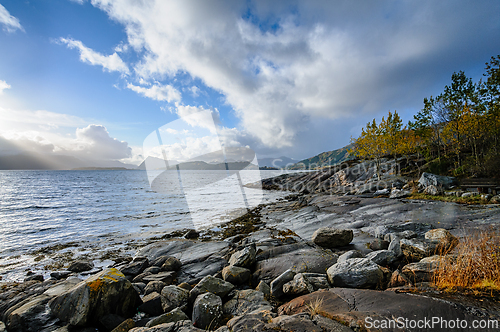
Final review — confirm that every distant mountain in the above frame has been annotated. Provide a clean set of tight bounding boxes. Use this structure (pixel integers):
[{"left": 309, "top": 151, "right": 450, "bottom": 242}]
[
  {"left": 287, "top": 144, "right": 353, "bottom": 170},
  {"left": 137, "top": 157, "right": 259, "bottom": 171},
  {"left": 137, "top": 156, "right": 174, "bottom": 170},
  {"left": 258, "top": 156, "right": 299, "bottom": 169},
  {"left": 0, "top": 153, "right": 136, "bottom": 170}
]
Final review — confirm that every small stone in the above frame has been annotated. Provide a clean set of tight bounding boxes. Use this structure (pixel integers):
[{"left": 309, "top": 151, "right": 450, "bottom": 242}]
[
  {"left": 146, "top": 307, "right": 189, "bottom": 328},
  {"left": 424, "top": 229, "right": 459, "bottom": 254},
  {"left": 311, "top": 227, "right": 353, "bottom": 248},
  {"left": 365, "top": 250, "right": 397, "bottom": 266},
  {"left": 67, "top": 260, "right": 94, "bottom": 273},
  {"left": 270, "top": 269, "right": 295, "bottom": 298},
  {"left": 192, "top": 293, "right": 223, "bottom": 330},
  {"left": 255, "top": 281, "right": 271, "bottom": 299},
  {"left": 228, "top": 244, "right": 256, "bottom": 268},
  {"left": 424, "top": 185, "right": 441, "bottom": 196},
  {"left": 388, "top": 238, "right": 403, "bottom": 258},
  {"left": 184, "top": 229, "right": 199, "bottom": 239},
  {"left": 144, "top": 281, "right": 166, "bottom": 296},
  {"left": 138, "top": 292, "right": 163, "bottom": 316},
  {"left": 222, "top": 266, "right": 251, "bottom": 285},
  {"left": 24, "top": 274, "right": 44, "bottom": 282},
  {"left": 177, "top": 282, "right": 192, "bottom": 291},
  {"left": 160, "top": 285, "right": 189, "bottom": 313},
  {"left": 143, "top": 266, "right": 161, "bottom": 274},
  {"left": 369, "top": 239, "right": 389, "bottom": 251},
  {"left": 50, "top": 271, "right": 72, "bottom": 280},
  {"left": 189, "top": 276, "right": 235, "bottom": 300},
  {"left": 282, "top": 274, "right": 314, "bottom": 296},
  {"left": 142, "top": 271, "right": 176, "bottom": 284},
  {"left": 337, "top": 250, "right": 363, "bottom": 263},
  {"left": 120, "top": 259, "right": 149, "bottom": 277},
  {"left": 387, "top": 269, "right": 411, "bottom": 288}
]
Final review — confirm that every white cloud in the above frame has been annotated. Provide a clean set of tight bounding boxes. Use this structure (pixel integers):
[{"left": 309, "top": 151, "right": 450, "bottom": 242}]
[
  {"left": 60, "top": 37, "right": 130, "bottom": 75},
  {"left": 0, "top": 4, "right": 24, "bottom": 33},
  {"left": 90, "top": 0, "right": 500, "bottom": 151},
  {"left": 0, "top": 80, "right": 11, "bottom": 94},
  {"left": 176, "top": 105, "right": 219, "bottom": 133},
  {"left": 126, "top": 82, "right": 181, "bottom": 102}
]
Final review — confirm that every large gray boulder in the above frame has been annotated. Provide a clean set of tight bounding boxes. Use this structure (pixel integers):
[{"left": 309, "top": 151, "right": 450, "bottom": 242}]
[
  {"left": 228, "top": 244, "right": 256, "bottom": 268},
  {"left": 221, "top": 265, "right": 251, "bottom": 285},
  {"left": 160, "top": 285, "right": 189, "bottom": 313},
  {"left": 402, "top": 255, "right": 441, "bottom": 283},
  {"left": 424, "top": 228, "right": 459, "bottom": 253},
  {"left": 223, "top": 290, "right": 272, "bottom": 316},
  {"left": 311, "top": 227, "right": 353, "bottom": 248},
  {"left": 400, "top": 238, "right": 439, "bottom": 262},
  {"left": 418, "top": 172, "right": 456, "bottom": 190},
  {"left": 48, "top": 268, "right": 141, "bottom": 326},
  {"left": 365, "top": 250, "right": 397, "bottom": 266},
  {"left": 6, "top": 294, "right": 52, "bottom": 332},
  {"left": 189, "top": 276, "right": 234, "bottom": 301},
  {"left": 327, "top": 258, "right": 384, "bottom": 289},
  {"left": 192, "top": 293, "right": 223, "bottom": 330}
]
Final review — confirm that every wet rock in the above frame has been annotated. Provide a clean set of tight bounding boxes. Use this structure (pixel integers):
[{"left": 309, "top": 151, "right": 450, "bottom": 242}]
[
  {"left": 68, "top": 260, "right": 95, "bottom": 273},
  {"left": 189, "top": 276, "right": 234, "bottom": 301},
  {"left": 145, "top": 307, "right": 189, "bottom": 328},
  {"left": 142, "top": 271, "right": 176, "bottom": 284},
  {"left": 311, "top": 227, "right": 353, "bottom": 248},
  {"left": 270, "top": 269, "right": 295, "bottom": 298},
  {"left": 227, "top": 309, "right": 276, "bottom": 332},
  {"left": 228, "top": 244, "right": 256, "bottom": 268},
  {"left": 402, "top": 255, "right": 441, "bottom": 283},
  {"left": 424, "top": 228, "right": 459, "bottom": 253},
  {"left": 253, "top": 243, "right": 338, "bottom": 284},
  {"left": 223, "top": 290, "right": 272, "bottom": 316},
  {"left": 221, "top": 266, "right": 251, "bottom": 285},
  {"left": 161, "top": 257, "right": 182, "bottom": 272},
  {"left": 327, "top": 258, "right": 384, "bottom": 289},
  {"left": 192, "top": 292, "right": 222, "bottom": 330},
  {"left": 120, "top": 259, "right": 149, "bottom": 277},
  {"left": 365, "top": 250, "right": 397, "bottom": 266},
  {"left": 48, "top": 268, "right": 141, "bottom": 326},
  {"left": 400, "top": 238, "right": 438, "bottom": 262},
  {"left": 24, "top": 274, "right": 44, "bottom": 282},
  {"left": 369, "top": 239, "right": 389, "bottom": 251},
  {"left": 184, "top": 229, "right": 199, "bottom": 239},
  {"left": 6, "top": 294, "right": 51, "bottom": 332},
  {"left": 50, "top": 271, "right": 72, "bottom": 280},
  {"left": 255, "top": 281, "right": 270, "bottom": 299},
  {"left": 302, "top": 273, "right": 330, "bottom": 290},
  {"left": 418, "top": 172, "right": 456, "bottom": 190},
  {"left": 283, "top": 273, "right": 314, "bottom": 296},
  {"left": 138, "top": 292, "right": 163, "bottom": 316},
  {"left": 337, "top": 250, "right": 363, "bottom": 263},
  {"left": 160, "top": 285, "right": 189, "bottom": 313}
]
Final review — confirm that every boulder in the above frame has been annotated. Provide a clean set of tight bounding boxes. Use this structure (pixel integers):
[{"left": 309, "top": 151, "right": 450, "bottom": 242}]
[
  {"left": 424, "top": 185, "right": 442, "bottom": 196},
  {"left": 143, "top": 266, "right": 161, "bottom": 275},
  {"left": 389, "top": 188, "right": 411, "bottom": 199},
  {"left": 67, "top": 260, "right": 94, "bottom": 273},
  {"left": 283, "top": 273, "right": 314, "bottom": 296},
  {"left": 387, "top": 238, "right": 403, "bottom": 258},
  {"left": 365, "top": 250, "right": 397, "bottom": 266},
  {"left": 402, "top": 255, "right": 441, "bottom": 283},
  {"left": 6, "top": 294, "right": 52, "bottom": 332},
  {"left": 253, "top": 244, "right": 338, "bottom": 284},
  {"left": 48, "top": 268, "right": 141, "bottom": 326},
  {"left": 302, "top": 273, "right": 330, "bottom": 290},
  {"left": 311, "top": 227, "right": 353, "bottom": 248},
  {"left": 184, "top": 229, "right": 199, "bottom": 239},
  {"left": 424, "top": 228, "right": 459, "bottom": 253},
  {"left": 327, "top": 258, "right": 384, "bottom": 289},
  {"left": 189, "top": 276, "right": 234, "bottom": 301},
  {"left": 418, "top": 172, "right": 456, "bottom": 190},
  {"left": 221, "top": 266, "right": 251, "bottom": 285},
  {"left": 120, "top": 259, "right": 149, "bottom": 277},
  {"left": 192, "top": 293, "right": 223, "bottom": 330},
  {"left": 223, "top": 290, "right": 272, "bottom": 316},
  {"left": 387, "top": 269, "right": 412, "bottom": 288},
  {"left": 400, "top": 238, "right": 438, "bottom": 262},
  {"left": 161, "top": 257, "right": 182, "bottom": 272},
  {"left": 255, "top": 281, "right": 271, "bottom": 299},
  {"left": 145, "top": 307, "right": 189, "bottom": 328},
  {"left": 144, "top": 281, "right": 166, "bottom": 296},
  {"left": 270, "top": 269, "right": 295, "bottom": 298},
  {"left": 337, "top": 250, "right": 363, "bottom": 263},
  {"left": 138, "top": 292, "right": 162, "bottom": 316},
  {"left": 228, "top": 244, "right": 256, "bottom": 268},
  {"left": 160, "top": 285, "right": 189, "bottom": 313},
  {"left": 369, "top": 239, "right": 389, "bottom": 251},
  {"left": 50, "top": 271, "right": 72, "bottom": 280}
]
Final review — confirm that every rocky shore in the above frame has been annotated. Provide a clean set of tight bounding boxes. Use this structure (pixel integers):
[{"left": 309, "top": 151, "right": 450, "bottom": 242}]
[{"left": 1, "top": 161, "right": 500, "bottom": 332}]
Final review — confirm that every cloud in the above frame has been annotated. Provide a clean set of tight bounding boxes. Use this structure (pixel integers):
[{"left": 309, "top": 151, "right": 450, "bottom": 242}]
[
  {"left": 60, "top": 37, "right": 130, "bottom": 75},
  {"left": 0, "top": 80, "right": 11, "bottom": 94},
  {"left": 126, "top": 82, "right": 181, "bottom": 102},
  {"left": 176, "top": 105, "right": 220, "bottom": 133},
  {"left": 74, "top": 124, "right": 131, "bottom": 159},
  {"left": 90, "top": 0, "right": 500, "bottom": 151},
  {"left": 0, "top": 4, "right": 24, "bottom": 33}
]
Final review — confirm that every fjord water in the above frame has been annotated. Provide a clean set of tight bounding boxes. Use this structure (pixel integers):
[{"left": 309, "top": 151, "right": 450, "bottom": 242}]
[{"left": 0, "top": 169, "right": 288, "bottom": 281}]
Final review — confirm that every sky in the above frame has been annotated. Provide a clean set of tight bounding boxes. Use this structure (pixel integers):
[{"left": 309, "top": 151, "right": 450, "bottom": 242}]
[{"left": 0, "top": 0, "right": 499, "bottom": 166}]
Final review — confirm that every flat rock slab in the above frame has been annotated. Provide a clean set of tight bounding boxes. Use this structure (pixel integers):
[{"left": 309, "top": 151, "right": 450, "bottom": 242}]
[
  {"left": 253, "top": 243, "right": 338, "bottom": 284},
  {"left": 278, "top": 288, "right": 498, "bottom": 331}
]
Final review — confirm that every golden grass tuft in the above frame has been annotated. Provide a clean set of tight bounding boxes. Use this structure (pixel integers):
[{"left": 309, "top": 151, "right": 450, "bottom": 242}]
[
  {"left": 306, "top": 297, "right": 324, "bottom": 316},
  {"left": 433, "top": 228, "right": 500, "bottom": 296}
]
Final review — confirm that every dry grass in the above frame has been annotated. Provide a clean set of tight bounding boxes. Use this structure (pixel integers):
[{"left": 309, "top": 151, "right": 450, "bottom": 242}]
[
  {"left": 306, "top": 297, "right": 324, "bottom": 316},
  {"left": 408, "top": 192, "right": 489, "bottom": 205},
  {"left": 433, "top": 228, "right": 500, "bottom": 296}
]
